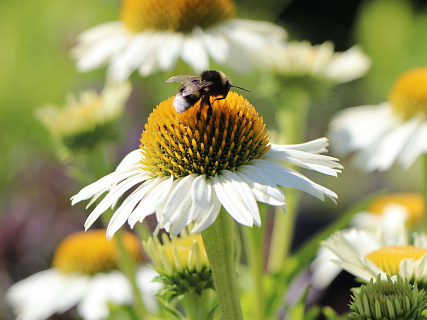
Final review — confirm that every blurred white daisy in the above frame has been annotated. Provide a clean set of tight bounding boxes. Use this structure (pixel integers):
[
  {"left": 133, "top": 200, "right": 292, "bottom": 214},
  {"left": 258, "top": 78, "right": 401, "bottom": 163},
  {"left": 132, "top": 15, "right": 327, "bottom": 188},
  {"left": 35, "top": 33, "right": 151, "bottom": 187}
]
[
  {"left": 72, "top": 92, "right": 342, "bottom": 240},
  {"left": 264, "top": 40, "right": 371, "bottom": 83},
  {"left": 72, "top": 0, "right": 287, "bottom": 82},
  {"left": 329, "top": 67, "right": 427, "bottom": 171},
  {"left": 311, "top": 193, "right": 424, "bottom": 289},
  {"left": 36, "top": 82, "right": 131, "bottom": 160},
  {"left": 7, "top": 230, "right": 160, "bottom": 320},
  {"left": 321, "top": 228, "right": 427, "bottom": 288}
]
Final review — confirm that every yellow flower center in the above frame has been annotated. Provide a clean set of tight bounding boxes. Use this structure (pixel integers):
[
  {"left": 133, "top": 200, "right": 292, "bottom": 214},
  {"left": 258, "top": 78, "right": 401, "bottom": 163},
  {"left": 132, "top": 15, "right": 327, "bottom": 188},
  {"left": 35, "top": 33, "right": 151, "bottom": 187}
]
[
  {"left": 388, "top": 67, "right": 427, "bottom": 119},
  {"left": 366, "top": 245, "right": 427, "bottom": 275},
  {"left": 53, "top": 230, "right": 142, "bottom": 275},
  {"left": 368, "top": 193, "right": 424, "bottom": 227},
  {"left": 140, "top": 92, "right": 270, "bottom": 178},
  {"left": 121, "top": 0, "right": 235, "bottom": 33}
]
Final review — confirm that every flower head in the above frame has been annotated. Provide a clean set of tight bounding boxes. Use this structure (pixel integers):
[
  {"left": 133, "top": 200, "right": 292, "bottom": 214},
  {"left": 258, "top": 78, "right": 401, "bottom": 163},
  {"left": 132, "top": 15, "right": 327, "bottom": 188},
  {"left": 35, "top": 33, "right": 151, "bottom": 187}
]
[
  {"left": 6, "top": 230, "right": 159, "bottom": 320},
  {"left": 72, "top": 0, "right": 287, "bottom": 81},
  {"left": 329, "top": 67, "right": 427, "bottom": 171},
  {"left": 349, "top": 274, "right": 427, "bottom": 320},
  {"left": 143, "top": 231, "right": 212, "bottom": 300},
  {"left": 72, "top": 92, "right": 341, "bottom": 239},
  {"left": 264, "top": 41, "right": 371, "bottom": 84},
  {"left": 352, "top": 193, "right": 424, "bottom": 231},
  {"left": 321, "top": 228, "right": 427, "bottom": 289},
  {"left": 36, "top": 82, "right": 131, "bottom": 160},
  {"left": 311, "top": 193, "right": 424, "bottom": 289}
]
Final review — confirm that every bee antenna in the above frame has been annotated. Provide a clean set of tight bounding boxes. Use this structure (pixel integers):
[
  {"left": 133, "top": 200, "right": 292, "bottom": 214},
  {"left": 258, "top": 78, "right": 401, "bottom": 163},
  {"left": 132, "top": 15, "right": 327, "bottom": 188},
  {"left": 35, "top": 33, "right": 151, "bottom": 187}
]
[{"left": 231, "top": 85, "right": 250, "bottom": 93}]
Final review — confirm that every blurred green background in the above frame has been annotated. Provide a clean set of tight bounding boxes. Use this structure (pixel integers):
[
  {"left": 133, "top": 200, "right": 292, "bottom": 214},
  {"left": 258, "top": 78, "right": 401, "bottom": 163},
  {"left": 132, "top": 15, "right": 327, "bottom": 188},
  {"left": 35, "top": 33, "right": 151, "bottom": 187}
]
[{"left": 1, "top": 0, "right": 427, "bottom": 318}]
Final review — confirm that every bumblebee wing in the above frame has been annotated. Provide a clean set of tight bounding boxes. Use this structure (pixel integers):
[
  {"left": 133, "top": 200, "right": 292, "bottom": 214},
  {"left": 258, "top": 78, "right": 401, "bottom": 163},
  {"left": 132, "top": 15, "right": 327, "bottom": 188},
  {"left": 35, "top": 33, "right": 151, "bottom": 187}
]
[
  {"left": 166, "top": 74, "right": 201, "bottom": 84},
  {"left": 180, "top": 81, "right": 214, "bottom": 97}
]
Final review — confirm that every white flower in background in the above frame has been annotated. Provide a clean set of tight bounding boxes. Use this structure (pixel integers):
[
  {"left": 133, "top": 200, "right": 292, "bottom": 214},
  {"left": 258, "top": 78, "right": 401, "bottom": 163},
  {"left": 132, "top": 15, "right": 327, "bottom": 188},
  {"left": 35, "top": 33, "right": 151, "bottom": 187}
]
[
  {"left": 311, "top": 193, "right": 424, "bottom": 289},
  {"left": 320, "top": 228, "right": 427, "bottom": 288},
  {"left": 72, "top": 92, "right": 342, "bottom": 240},
  {"left": 329, "top": 67, "right": 427, "bottom": 171},
  {"left": 264, "top": 41, "right": 371, "bottom": 83},
  {"left": 36, "top": 82, "right": 131, "bottom": 159},
  {"left": 6, "top": 230, "right": 160, "bottom": 320},
  {"left": 72, "top": 0, "right": 287, "bottom": 82}
]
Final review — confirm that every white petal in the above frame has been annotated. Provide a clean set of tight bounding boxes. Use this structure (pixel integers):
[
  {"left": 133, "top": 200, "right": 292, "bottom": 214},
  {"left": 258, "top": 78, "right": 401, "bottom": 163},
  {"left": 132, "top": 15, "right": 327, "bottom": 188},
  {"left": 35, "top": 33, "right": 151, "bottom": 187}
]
[
  {"left": 84, "top": 172, "right": 147, "bottom": 231},
  {"left": 193, "top": 27, "right": 229, "bottom": 64},
  {"left": 180, "top": 36, "right": 209, "bottom": 71},
  {"left": 106, "top": 178, "right": 157, "bottom": 239},
  {"left": 213, "top": 171, "right": 259, "bottom": 227},
  {"left": 354, "top": 115, "right": 421, "bottom": 171},
  {"left": 276, "top": 137, "right": 330, "bottom": 153},
  {"left": 161, "top": 175, "right": 196, "bottom": 235},
  {"left": 157, "top": 31, "right": 183, "bottom": 71},
  {"left": 400, "top": 120, "right": 427, "bottom": 168},
  {"left": 265, "top": 147, "right": 342, "bottom": 176},
  {"left": 190, "top": 176, "right": 221, "bottom": 233},
  {"left": 7, "top": 269, "right": 89, "bottom": 320},
  {"left": 107, "top": 32, "right": 155, "bottom": 82},
  {"left": 77, "top": 272, "right": 132, "bottom": 320},
  {"left": 328, "top": 103, "right": 397, "bottom": 155},
  {"left": 128, "top": 176, "right": 174, "bottom": 227},
  {"left": 235, "top": 166, "right": 285, "bottom": 206},
  {"left": 252, "top": 159, "right": 337, "bottom": 201}
]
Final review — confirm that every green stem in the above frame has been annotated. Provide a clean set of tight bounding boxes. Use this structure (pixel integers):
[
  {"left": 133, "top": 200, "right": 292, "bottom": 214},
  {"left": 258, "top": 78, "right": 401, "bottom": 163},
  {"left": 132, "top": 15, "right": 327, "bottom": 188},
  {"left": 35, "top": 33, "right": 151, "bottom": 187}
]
[
  {"left": 267, "top": 90, "right": 309, "bottom": 272},
  {"left": 423, "top": 154, "right": 427, "bottom": 233},
  {"left": 181, "top": 291, "right": 212, "bottom": 320},
  {"left": 242, "top": 222, "right": 265, "bottom": 320},
  {"left": 115, "top": 229, "right": 148, "bottom": 317},
  {"left": 201, "top": 209, "right": 243, "bottom": 320},
  {"left": 267, "top": 189, "right": 300, "bottom": 272}
]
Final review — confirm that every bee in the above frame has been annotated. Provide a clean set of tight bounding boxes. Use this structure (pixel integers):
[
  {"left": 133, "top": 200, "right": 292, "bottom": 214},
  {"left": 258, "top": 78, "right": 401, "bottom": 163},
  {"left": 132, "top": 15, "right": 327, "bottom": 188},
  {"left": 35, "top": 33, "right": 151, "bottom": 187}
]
[{"left": 166, "top": 70, "right": 249, "bottom": 114}]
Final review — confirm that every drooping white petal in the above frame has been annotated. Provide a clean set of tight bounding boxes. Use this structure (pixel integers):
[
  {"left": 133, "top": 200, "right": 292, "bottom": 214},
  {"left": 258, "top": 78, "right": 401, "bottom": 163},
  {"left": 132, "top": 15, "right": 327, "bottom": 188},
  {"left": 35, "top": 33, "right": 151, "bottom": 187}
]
[
  {"left": 235, "top": 165, "right": 285, "bottom": 206},
  {"left": 328, "top": 103, "right": 398, "bottom": 155},
  {"left": 400, "top": 120, "right": 427, "bottom": 168},
  {"left": 108, "top": 32, "right": 155, "bottom": 82},
  {"left": 180, "top": 36, "right": 209, "bottom": 71},
  {"left": 157, "top": 31, "right": 183, "bottom": 71},
  {"left": 84, "top": 172, "right": 147, "bottom": 231},
  {"left": 265, "top": 147, "right": 342, "bottom": 176},
  {"left": 105, "top": 178, "right": 157, "bottom": 239},
  {"left": 7, "top": 269, "right": 89, "bottom": 320},
  {"left": 191, "top": 176, "right": 222, "bottom": 233},
  {"left": 213, "top": 171, "right": 259, "bottom": 227},
  {"left": 279, "top": 137, "right": 329, "bottom": 153},
  {"left": 78, "top": 272, "right": 132, "bottom": 320},
  {"left": 252, "top": 159, "right": 337, "bottom": 202},
  {"left": 194, "top": 26, "right": 229, "bottom": 64},
  {"left": 128, "top": 176, "right": 174, "bottom": 227},
  {"left": 160, "top": 174, "right": 196, "bottom": 234},
  {"left": 355, "top": 115, "right": 422, "bottom": 171}
]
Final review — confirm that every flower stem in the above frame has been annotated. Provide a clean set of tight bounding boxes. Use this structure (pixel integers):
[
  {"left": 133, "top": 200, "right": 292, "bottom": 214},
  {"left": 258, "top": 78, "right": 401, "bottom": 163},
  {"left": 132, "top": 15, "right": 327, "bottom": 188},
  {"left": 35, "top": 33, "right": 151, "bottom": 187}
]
[
  {"left": 201, "top": 209, "right": 243, "bottom": 320},
  {"left": 242, "top": 219, "right": 265, "bottom": 320},
  {"left": 267, "top": 189, "right": 300, "bottom": 272},
  {"left": 181, "top": 290, "right": 212, "bottom": 320},
  {"left": 115, "top": 229, "right": 148, "bottom": 317},
  {"left": 423, "top": 154, "right": 427, "bottom": 232}
]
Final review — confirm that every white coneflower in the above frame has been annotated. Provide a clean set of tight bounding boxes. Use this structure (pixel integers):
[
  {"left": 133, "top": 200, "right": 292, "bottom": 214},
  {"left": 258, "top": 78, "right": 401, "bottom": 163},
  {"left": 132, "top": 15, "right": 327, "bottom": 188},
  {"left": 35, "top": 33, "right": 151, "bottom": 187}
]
[
  {"left": 264, "top": 41, "right": 371, "bottom": 84},
  {"left": 36, "top": 82, "right": 131, "bottom": 160},
  {"left": 72, "top": 0, "right": 287, "bottom": 81},
  {"left": 329, "top": 67, "right": 427, "bottom": 171},
  {"left": 311, "top": 193, "right": 425, "bottom": 289},
  {"left": 321, "top": 228, "right": 427, "bottom": 289},
  {"left": 72, "top": 92, "right": 342, "bottom": 239},
  {"left": 6, "top": 230, "right": 159, "bottom": 320}
]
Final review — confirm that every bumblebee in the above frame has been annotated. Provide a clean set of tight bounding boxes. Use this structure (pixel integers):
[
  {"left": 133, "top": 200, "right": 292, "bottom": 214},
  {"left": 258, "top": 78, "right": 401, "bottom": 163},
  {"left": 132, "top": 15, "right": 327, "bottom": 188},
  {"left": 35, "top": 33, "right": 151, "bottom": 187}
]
[{"left": 166, "top": 70, "right": 249, "bottom": 113}]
